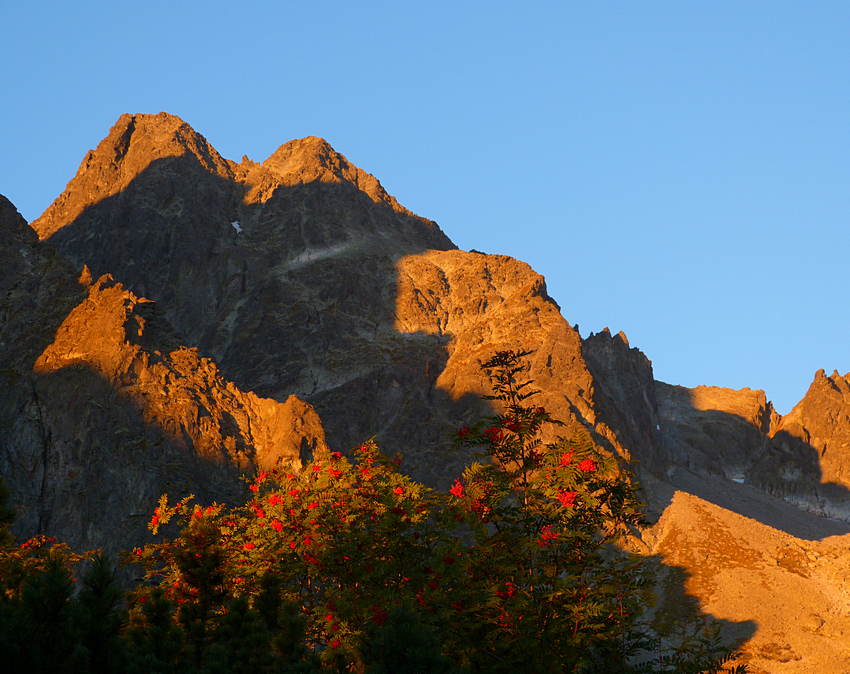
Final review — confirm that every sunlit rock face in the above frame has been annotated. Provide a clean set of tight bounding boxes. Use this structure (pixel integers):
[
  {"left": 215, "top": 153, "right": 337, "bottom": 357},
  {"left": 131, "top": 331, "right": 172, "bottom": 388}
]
[
  {"left": 9, "top": 113, "right": 850, "bottom": 670},
  {"left": 646, "top": 479, "right": 850, "bottom": 674},
  {"left": 33, "top": 274, "right": 326, "bottom": 476},
  {"left": 13, "top": 111, "right": 850, "bottom": 525},
  {"left": 31, "top": 113, "right": 453, "bottom": 355},
  {"left": 25, "top": 111, "right": 850, "bottom": 513}
]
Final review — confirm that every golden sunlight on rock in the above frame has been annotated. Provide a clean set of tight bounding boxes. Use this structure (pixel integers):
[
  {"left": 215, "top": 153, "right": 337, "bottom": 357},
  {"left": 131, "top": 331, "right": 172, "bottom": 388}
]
[
  {"left": 32, "top": 113, "right": 235, "bottom": 240},
  {"left": 9, "top": 110, "right": 850, "bottom": 669},
  {"left": 686, "top": 385, "right": 781, "bottom": 433},
  {"left": 34, "top": 274, "right": 326, "bottom": 473},
  {"left": 647, "top": 472, "right": 850, "bottom": 672}
]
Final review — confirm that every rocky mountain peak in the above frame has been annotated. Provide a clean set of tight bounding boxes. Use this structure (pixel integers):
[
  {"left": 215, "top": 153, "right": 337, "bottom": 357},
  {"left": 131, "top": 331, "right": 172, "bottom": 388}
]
[
  {"left": 27, "top": 113, "right": 454, "bottom": 358},
  {"left": 263, "top": 136, "right": 392, "bottom": 202},
  {"left": 774, "top": 368, "right": 850, "bottom": 439},
  {"left": 736, "top": 368, "right": 850, "bottom": 525},
  {"left": 6, "top": 103, "right": 850, "bottom": 669},
  {"left": 32, "top": 112, "right": 234, "bottom": 240},
  {"left": 32, "top": 110, "right": 419, "bottom": 240}
]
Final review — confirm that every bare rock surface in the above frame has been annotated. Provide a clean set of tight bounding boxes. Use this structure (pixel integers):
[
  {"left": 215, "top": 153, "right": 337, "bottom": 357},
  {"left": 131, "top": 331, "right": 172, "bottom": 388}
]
[
  {"left": 0, "top": 194, "right": 325, "bottom": 555},
  {"left": 656, "top": 382, "right": 778, "bottom": 481},
  {"left": 391, "top": 249, "right": 597, "bottom": 484},
  {"left": 33, "top": 274, "right": 325, "bottom": 475},
  {"left": 31, "top": 113, "right": 453, "bottom": 354},
  {"left": 27, "top": 113, "right": 663, "bottom": 491},
  {"left": 750, "top": 369, "right": 850, "bottom": 520},
  {"left": 32, "top": 112, "right": 237, "bottom": 241},
  {"left": 647, "top": 469, "right": 850, "bottom": 673},
  {"left": 581, "top": 328, "right": 667, "bottom": 481}
]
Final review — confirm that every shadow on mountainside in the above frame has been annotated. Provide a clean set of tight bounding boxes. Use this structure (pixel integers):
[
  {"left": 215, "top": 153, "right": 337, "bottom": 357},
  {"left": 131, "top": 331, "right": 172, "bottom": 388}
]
[
  {"left": 0, "top": 300, "right": 251, "bottom": 561},
  {"left": 581, "top": 343, "right": 850, "bottom": 541},
  {"left": 0, "top": 197, "right": 97, "bottom": 541},
  {"left": 22, "top": 366, "right": 249, "bottom": 554},
  {"left": 31, "top": 152, "right": 766, "bottom": 648},
  {"left": 0, "top": 205, "right": 262, "bottom": 557},
  {"left": 660, "top": 467, "right": 850, "bottom": 541},
  {"left": 38, "top": 154, "right": 486, "bottom": 488},
  {"left": 642, "top": 552, "right": 756, "bottom": 660},
  {"left": 651, "top": 394, "right": 850, "bottom": 541}
]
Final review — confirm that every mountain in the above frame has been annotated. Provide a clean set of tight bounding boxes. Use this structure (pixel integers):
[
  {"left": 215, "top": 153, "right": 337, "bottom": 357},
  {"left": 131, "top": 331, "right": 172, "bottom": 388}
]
[
  {"left": 655, "top": 382, "right": 778, "bottom": 480},
  {"left": 5, "top": 111, "right": 850, "bottom": 670},
  {"left": 28, "top": 112, "right": 666, "bottom": 493},
  {"left": 654, "top": 374, "right": 850, "bottom": 521}
]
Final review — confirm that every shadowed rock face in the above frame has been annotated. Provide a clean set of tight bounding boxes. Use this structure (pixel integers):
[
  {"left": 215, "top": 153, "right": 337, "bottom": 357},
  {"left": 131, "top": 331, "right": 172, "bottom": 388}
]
[
  {"left": 32, "top": 113, "right": 453, "bottom": 353},
  {"left": 581, "top": 328, "right": 666, "bottom": 474},
  {"left": 656, "top": 382, "right": 778, "bottom": 480},
  {"left": 0, "top": 194, "right": 325, "bottom": 555},
  {"left": 652, "top": 369, "right": 850, "bottom": 520},
  {"left": 748, "top": 369, "right": 850, "bottom": 519},
  {"left": 12, "top": 111, "right": 850, "bottom": 523},
  {"left": 29, "top": 112, "right": 850, "bottom": 513},
  {"left": 10, "top": 113, "right": 850, "bottom": 670}
]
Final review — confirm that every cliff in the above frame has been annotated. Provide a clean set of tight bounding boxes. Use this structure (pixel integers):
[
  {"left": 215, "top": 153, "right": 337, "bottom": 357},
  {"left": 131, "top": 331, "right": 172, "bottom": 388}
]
[
  {"left": 0, "top": 194, "right": 324, "bottom": 554},
  {"left": 750, "top": 369, "right": 850, "bottom": 519}
]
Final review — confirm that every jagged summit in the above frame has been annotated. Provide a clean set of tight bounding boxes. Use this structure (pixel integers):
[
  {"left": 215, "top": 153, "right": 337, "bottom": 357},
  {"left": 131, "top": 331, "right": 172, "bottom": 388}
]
[
  {"left": 261, "top": 136, "right": 403, "bottom": 212},
  {"left": 26, "top": 112, "right": 454, "bottom": 354},
  {"left": 0, "top": 189, "right": 326, "bottom": 555},
  {"left": 32, "top": 112, "right": 233, "bottom": 240},
  {"left": 4, "top": 100, "right": 850, "bottom": 666},
  {"left": 748, "top": 368, "right": 850, "bottom": 518},
  {"left": 33, "top": 113, "right": 431, "bottom": 240}
]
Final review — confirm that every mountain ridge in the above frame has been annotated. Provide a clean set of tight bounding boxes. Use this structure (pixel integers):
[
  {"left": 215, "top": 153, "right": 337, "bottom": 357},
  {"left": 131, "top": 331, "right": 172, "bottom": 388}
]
[
  {"left": 5, "top": 112, "right": 850, "bottom": 670},
  {"left": 32, "top": 113, "right": 429, "bottom": 241}
]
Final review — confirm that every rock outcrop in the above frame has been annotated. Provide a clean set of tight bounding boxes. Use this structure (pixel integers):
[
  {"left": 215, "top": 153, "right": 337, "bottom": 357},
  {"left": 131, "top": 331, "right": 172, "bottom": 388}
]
[
  {"left": 652, "top": 370, "right": 850, "bottom": 521},
  {"left": 33, "top": 274, "right": 326, "bottom": 474},
  {"left": 749, "top": 369, "right": 850, "bottom": 519},
  {"left": 17, "top": 112, "right": 850, "bottom": 528},
  {"left": 0, "top": 193, "right": 325, "bottom": 554},
  {"left": 581, "top": 328, "right": 666, "bottom": 474},
  {"left": 32, "top": 113, "right": 452, "bottom": 354},
  {"left": 11, "top": 113, "right": 850, "bottom": 671},
  {"left": 656, "top": 382, "right": 778, "bottom": 481}
]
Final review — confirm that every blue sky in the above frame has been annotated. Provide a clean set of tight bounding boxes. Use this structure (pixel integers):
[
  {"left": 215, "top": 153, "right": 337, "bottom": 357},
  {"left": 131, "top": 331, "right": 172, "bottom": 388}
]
[{"left": 2, "top": 2, "right": 848, "bottom": 414}]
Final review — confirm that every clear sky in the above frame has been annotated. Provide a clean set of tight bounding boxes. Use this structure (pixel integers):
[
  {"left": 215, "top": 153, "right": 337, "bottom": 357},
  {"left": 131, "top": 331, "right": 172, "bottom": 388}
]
[{"left": 2, "top": 2, "right": 848, "bottom": 414}]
